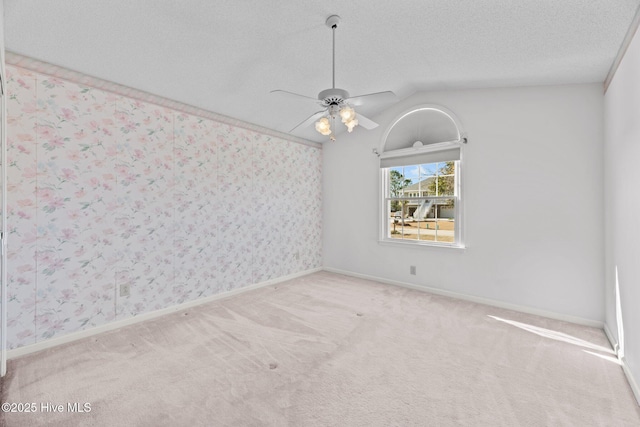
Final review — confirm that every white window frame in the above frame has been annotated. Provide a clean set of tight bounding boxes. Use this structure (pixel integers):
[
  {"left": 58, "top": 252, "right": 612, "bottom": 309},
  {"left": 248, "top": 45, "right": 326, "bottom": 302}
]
[{"left": 378, "top": 141, "right": 465, "bottom": 249}]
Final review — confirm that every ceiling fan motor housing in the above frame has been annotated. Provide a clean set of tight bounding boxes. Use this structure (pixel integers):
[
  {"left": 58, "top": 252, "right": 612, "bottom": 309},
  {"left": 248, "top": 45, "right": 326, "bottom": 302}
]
[{"left": 318, "top": 88, "right": 350, "bottom": 107}]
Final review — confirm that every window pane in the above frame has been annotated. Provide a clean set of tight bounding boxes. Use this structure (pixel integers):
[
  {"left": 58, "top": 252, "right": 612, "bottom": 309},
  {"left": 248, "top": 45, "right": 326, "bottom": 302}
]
[
  {"left": 388, "top": 169, "right": 412, "bottom": 197},
  {"left": 431, "top": 199, "right": 455, "bottom": 242},
  {"left": 403, "top": 165, "right": 420, "bottom": 185},
  {"left": 420, "top": 163, "right": 438, "bottom": 177},
  {"left": 388, "top": 199, "right": 408, "bottom": 239},
  {"left": 418, "top": 163, "right": 437, "bottom": 196},
  {"left": 389, "top": 199, "right": 403, "bottom": 214},
  {"left": 437, "top": 161, "right": 455, "bottom": 175},
  {"left": 437, "top": 175, "right": 455, "bottom": 196},
  {"left": 418, "top": 176, "right": 437, "bottom": 196}
]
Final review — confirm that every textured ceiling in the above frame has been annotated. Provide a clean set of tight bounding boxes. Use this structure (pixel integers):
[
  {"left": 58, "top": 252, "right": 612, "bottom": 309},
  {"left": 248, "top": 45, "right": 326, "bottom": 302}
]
[{"left": 4, "top": 0, "right": 640, "bottom": 142}]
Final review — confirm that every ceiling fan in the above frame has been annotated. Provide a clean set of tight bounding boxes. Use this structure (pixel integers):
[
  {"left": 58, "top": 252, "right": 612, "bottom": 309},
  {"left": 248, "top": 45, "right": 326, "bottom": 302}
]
[{"left": 271, "top": 15, "right": 398, "bottom": 141}]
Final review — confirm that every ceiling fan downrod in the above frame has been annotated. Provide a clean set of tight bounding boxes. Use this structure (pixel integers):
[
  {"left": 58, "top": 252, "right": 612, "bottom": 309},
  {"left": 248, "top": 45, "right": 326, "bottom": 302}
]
[
  {"left": 326, "top": 15, "right": 340, "bottom": 90},
  {"left": 316, "top": 16, "right": 349, "bottom": 110}
]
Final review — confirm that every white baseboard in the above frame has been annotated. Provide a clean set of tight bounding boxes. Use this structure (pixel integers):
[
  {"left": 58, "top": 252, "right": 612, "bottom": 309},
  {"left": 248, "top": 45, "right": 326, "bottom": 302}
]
[
  {"left": 603, "top": 322, "right": 619, "bottom": 354},
  {"left": 621, "top": 358, "right": 640, "bottom": 406},
  {"left": 323, "top": 267, "right": 604, "bottom": 328},
  {"left": 7, "top": 268, "right": 322, "bottom": 360},
  {"left": 603, "top": 323, "right": 640, "bottom": 407}
]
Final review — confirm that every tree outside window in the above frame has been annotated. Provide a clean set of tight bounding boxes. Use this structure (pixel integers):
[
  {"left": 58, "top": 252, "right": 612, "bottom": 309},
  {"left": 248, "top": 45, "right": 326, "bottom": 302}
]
[{"left": 389, "top": 169, "right": 412, "bottom": 217}]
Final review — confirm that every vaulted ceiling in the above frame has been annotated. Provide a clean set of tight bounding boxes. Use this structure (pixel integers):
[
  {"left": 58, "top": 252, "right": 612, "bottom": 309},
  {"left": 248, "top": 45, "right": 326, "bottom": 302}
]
[{"left": 4, "top": 1, "right": 640, "bottom": 142}]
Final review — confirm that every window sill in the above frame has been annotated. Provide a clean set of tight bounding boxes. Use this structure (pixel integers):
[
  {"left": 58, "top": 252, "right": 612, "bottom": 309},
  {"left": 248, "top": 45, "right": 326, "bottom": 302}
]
[{"left": 378, "top": 239, "right": 466, "bottom": 250}]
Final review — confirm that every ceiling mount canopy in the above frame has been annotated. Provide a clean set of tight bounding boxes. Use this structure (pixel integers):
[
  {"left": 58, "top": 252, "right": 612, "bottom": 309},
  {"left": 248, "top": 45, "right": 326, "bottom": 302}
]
[{"left": 271, "top": 14, "right": 398, "bottom": 141}]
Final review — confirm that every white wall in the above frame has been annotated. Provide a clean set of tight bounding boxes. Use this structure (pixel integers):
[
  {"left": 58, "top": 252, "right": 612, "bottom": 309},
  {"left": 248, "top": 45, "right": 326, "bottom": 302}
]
[
  {"left": 323, "top": 83, "right": 604, "bottom": 323},
  {"left": 604, "top": 24, "right": 640, "bottom": 399}
]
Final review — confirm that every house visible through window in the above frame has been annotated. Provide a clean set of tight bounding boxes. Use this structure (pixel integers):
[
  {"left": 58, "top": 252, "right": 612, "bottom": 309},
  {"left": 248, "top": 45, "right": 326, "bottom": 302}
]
[{"left": 383, "top": 159, "right": 460, "bottom": 245}]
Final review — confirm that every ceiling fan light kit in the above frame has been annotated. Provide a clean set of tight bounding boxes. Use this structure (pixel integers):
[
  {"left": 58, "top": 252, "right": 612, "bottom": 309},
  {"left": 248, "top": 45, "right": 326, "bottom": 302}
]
[
  {"left": 315, "top": 117, "right": 332, "bottom": 136},
  {"left": 271, "top": 15, "right": 397, "bottom": 141}
]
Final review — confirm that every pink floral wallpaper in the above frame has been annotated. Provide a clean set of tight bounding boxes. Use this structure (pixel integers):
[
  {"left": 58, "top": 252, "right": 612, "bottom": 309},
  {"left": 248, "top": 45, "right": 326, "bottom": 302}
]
[{"left": 4, "top": 64, "right": 322, "bottom": 350}]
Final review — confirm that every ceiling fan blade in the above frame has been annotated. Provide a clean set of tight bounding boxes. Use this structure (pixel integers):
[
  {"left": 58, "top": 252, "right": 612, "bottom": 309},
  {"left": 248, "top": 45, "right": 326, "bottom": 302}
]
[
  {"left": 290, "top": 110, "right": 327, "bottom": 132},
  {"left": 355, "top": 112, "right": 379, "bottom": 130},
  {"left": 346, "top": 91, "right": 398, "bottom": 106},
  {"left": 270, "top": 89, "right": 318, "bottom": 102}
]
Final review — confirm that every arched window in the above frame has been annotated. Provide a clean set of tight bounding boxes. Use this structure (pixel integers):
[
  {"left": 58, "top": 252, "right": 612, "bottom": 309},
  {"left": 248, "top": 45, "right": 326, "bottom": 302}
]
[{"left": 379, "top": 105, "right": 466, "bottom": 247}]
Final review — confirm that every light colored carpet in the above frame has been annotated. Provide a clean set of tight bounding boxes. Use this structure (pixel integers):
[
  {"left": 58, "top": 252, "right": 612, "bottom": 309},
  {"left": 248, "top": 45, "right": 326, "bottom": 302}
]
[{"left": 1, "top": 271, "right": 639, "bottom": 426}]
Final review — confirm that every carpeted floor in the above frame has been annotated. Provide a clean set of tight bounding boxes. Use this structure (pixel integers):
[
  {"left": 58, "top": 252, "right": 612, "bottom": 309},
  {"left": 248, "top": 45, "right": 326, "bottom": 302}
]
[{"left": 1, "top": 271, "right": 639, "bottom": 426}]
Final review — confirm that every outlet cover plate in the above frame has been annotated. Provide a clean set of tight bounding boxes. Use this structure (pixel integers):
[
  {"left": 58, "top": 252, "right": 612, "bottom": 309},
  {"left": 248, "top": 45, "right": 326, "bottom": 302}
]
[{"left": 120, "top": 284, "right": 131, "bottom": 297}]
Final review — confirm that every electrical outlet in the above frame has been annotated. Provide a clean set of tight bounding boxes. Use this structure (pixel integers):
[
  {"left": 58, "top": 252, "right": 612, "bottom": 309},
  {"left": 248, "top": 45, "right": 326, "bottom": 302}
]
[
  {"left": 410, "top": 266, "right": 416, "bottom": 275},
  {"left": 120, "top": 284, "right": 131, "bottom": 297}
]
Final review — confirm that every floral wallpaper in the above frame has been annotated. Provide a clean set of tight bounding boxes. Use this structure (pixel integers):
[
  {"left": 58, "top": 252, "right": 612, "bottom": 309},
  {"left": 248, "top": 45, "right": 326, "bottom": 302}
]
[{"left": 4, "top": 64, "right": 322, "bottom": 350}]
